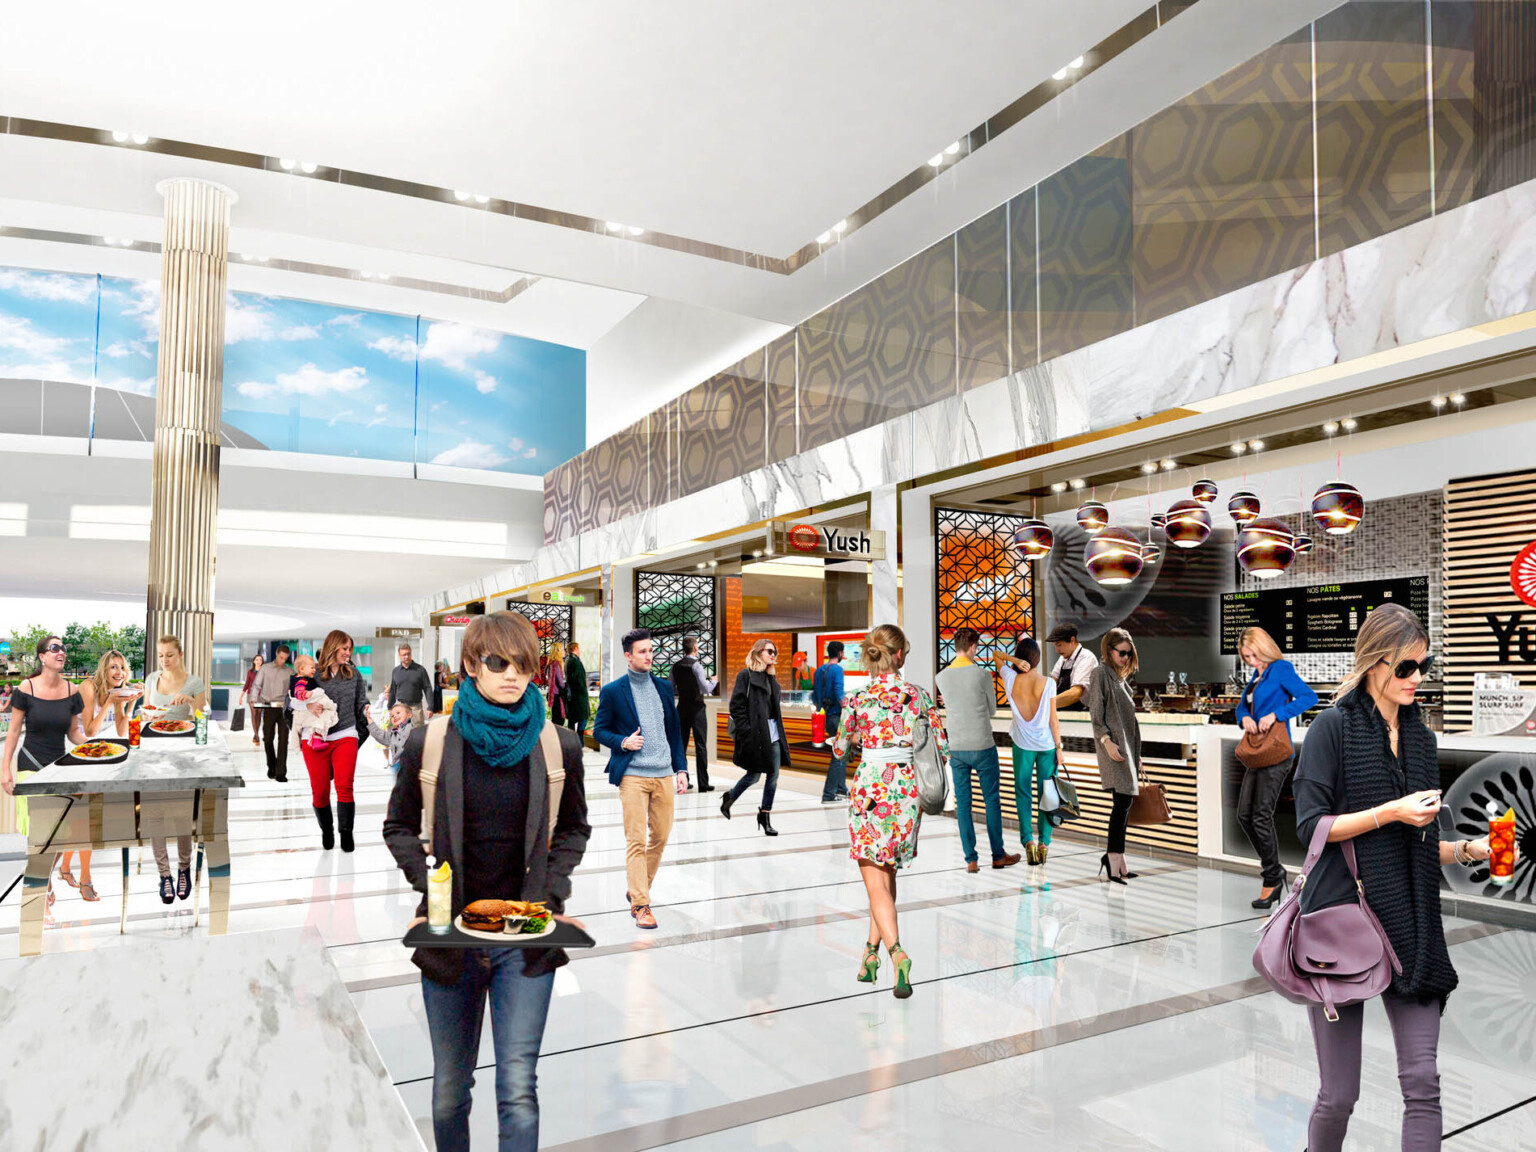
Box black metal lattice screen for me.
[504,603,573,654]
[635,570,717,679]
[935,507,1035,700]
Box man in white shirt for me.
[1047,623,1098,712]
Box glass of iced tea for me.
[1488,806,1516,887]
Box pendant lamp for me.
[1227,491,1261,526]
[1084,527,1144,586]
[1237,517,1296,579]
[1075,500,1109,535]
[1192,478,1219,503]
[1141,541,1162,565]
[1010,519,1055,561]
[1311,481,1364,536]
[1150,511,1167,531]
[1293,532,1314,555]
[1164,499,1212,548]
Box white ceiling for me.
[0,0,1340,435]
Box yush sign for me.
[769,522,885,561]
[1512,542,1536,609]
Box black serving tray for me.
[402,919,595,951]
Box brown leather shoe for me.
[992,853,1022,869]
[632,904,658,929]
[966,860,979,874]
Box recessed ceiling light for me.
[1430,394,1448,409]
[473,194,489,204]
[299,160,317,174]
[454,190,470,201]
[817,232,832,244]
[1141,462,1158,474]
[1052,68,1068,80]
[131,133,149,145]
[1069,478,1086,490]
[945,141,960,155]
[103,236,117,246]
[1341,417,1358,432]
[111,131,129,142]
[1050,481,1068,493]
[359,271,373,279]
[1160,458,1177,471]
[606,221,623,232]
[1450,391,1466,405]
[279,158,296,170]
[1069,55,1085,69]
[1248,439,1265,451]
[1323,421,1339,435]
[1231,442,1246,454]
[752,549,763,558]
[928,154,945,167]
[241,252,254,261]
[628,226,644,236]
[696,562,707,569]
[833,219,848,234]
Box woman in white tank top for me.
[998,637,1063,865]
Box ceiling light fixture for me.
[131,133,149,145]
[473,194,489,204]
[1070,55,1085,69]
[1052,67,1068,80]
[833,219,848,234]
[1160,458,1177,471]
[606,221,623,232]
[817,232,832,244]
[1141,462,1158,474]
[1341,417,1358,432]
[1450,391,1466,405]
[1431,394,1448,409]
[1231,442,1246,454]
[279,158,296,170]
[928,153,945,167]
[299,160,317,174]
[454,190,470,201]
[628,226,644,236]
[1248,439,1265,451]
[1323,421,1340,436]
[1069,478,1086,491]
[112,130,129,142]
[945,141,961,155]
[1050,481,1068,494]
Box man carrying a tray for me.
[384,610,591,1152]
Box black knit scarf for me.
[1338,688,1458,1004]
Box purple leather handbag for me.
[1251,815,1402,1021]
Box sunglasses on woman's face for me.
[43,644,65,654]
[763,648,777,656]
[1113,647,1132,659]
[1383,655,1434,680]
[479,653,525,675]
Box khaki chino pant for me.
[618,775,675,907]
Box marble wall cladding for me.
[1131,32,1316,325]
[1008,189,1040,370]
[764,329,798,464]
[1316,1,1431,256]
[1038,136,1135,361]
[674,351,767,499]
[797,238,957,454]
[956,206,1011,391]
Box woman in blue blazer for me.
[1235,626,1318,909]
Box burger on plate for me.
[461,899,513,932]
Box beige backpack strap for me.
[540,720,566,846]
[419,716,451,854]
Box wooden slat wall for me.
[982,747,1199,855]
[1442,469,1536,731]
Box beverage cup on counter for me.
[428,860,452,934]
[1489,805,1516,886]
[128,715,141,747]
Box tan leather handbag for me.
[1235,724,1293,770]
[1127,771,1173,826]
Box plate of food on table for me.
[454,900,555,941]
[62,740,130,765]
[143,717,196,737]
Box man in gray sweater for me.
[935,628,1020,874]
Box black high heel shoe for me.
[720,792,735,819]
[1098,854,1127,885]
[1252,883,1284,910]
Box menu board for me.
[1221,577,1430,654]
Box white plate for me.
[452,914,557,942]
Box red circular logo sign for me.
[1512,542,1536,608]
[787,524,821,553]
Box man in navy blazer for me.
[594,628,686,929]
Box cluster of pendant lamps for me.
[1013,471,1365,585]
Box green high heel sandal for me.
[857,941,880,983]
[888,943,913,999]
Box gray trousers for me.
[152,836,193,876]
[1308,991,1442,1151]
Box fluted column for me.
[146,179,236,682]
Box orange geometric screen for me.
[936,507,1035,702]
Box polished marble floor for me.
[4,738,1535,1150]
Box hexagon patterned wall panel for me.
[674,351,767,500]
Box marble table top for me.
[13,720,244,795]
[0,927,424,1151]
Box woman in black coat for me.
[721,638,791,836]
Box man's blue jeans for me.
[950,746,1007,863]
[820,707,848,800]
[422,948,556,1152]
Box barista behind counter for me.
[1046,624,1098,711]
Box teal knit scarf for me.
[453,678,545,767]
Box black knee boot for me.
[315,804,334,850]
[337,801,355,853]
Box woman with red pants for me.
[296,630,371,852]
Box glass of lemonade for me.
[428,861,453,933]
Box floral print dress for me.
[832,674,949,869]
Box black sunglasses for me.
[43,643,65,654]
[763,648,778,655]
[1382,654,1434,680]
[479,654,526,674]
[1113,647,1133,658]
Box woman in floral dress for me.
[832,623,948,999]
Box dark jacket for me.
[728,669,794,772]
[311,671,371,748]
[383,719,590,985]
[564,655,589,719]
[593,673,686,786]
[672,656,704,717]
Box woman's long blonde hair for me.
[1335,603,1428,699]
[90,650,128,704]
[1239,626,1283,666]
[317,630,356,679]
[861,624,909,675]
[549,641,566,664]
[746,638,777,672]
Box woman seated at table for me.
[57,650,142,903]
[142,635,208,905]
[0,635,87,923]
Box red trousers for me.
[301,736,358,807]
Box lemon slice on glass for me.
[430,860,451,883]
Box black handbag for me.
[229,707,246,732]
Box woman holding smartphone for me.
[1293,603,1512,1152]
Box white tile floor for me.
[5,737,1535,1151]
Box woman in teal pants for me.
[1000,638,1064,865]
